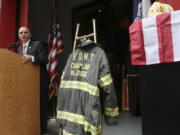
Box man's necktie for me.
[23,45,27,55]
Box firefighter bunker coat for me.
[57,40,119,135]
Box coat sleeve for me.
[98,50,119,125]
[32,41,48,65]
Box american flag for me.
[47,0,63,99]
[129,10,180,65]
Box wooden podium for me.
[0,49,40,135]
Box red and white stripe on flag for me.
[129,10,180,65]
[47,23,64,99]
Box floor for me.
[103,112,142,135]
[46,112,142,135]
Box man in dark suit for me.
[9,27,49,135]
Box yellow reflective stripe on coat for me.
[98,74,113,87]
[60,80,99,96]
[62,129,74,135]
[104,107,119,117]
[84,122,101,135]
[57,110,101,135]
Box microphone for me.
[6,42,19,49]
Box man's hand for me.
[23,55,32,63]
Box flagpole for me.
[47,0,64,120]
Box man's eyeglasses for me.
[18,31,29,34]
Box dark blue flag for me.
[133,0,142,21]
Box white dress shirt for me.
[23,39,30,55]
[23,39,35,62]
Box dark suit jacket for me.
[17,40,48,65]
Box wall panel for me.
[0,0,17,48]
